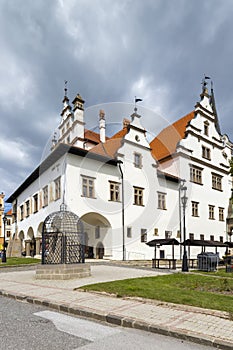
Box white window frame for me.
[82,176,95,198]
[109,181,120,202]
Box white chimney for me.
[99,109,106,143]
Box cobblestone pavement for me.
[0,264,232,349]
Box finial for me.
[134,96,143,112]
[64,80,68,97]
[201,75,210,90]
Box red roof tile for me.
[150,111,195,161]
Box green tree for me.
[230,158,233,176]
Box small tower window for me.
[204,121,209,136]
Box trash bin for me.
[197,252,219,272]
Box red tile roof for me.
[150,111,195,161]
[84,129,109,144]
[6,209,12,215]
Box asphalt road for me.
[0,296,215,350]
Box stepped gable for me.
[89,126,128,159]
[150,111,195,161]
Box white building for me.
[7,81,232,261]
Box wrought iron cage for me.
[42,208,85,264]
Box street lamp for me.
[181,186,189,272]
[2,215,7,263]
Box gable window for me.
[202,146,211,160]
[26,200,30,217]
[43,186,48,207]
[190,165,203,184]
[158,192,166,210]
[165,231,172,239]
[192,201,199,217]
[134,187,144,206]
[219,207,224,221]
[127,227,132,238]
[200,234,204,241]
[209,205,215,220]
[204,121,209,136]
[141,228,147,242]
[82,176,95,198]
[210,235,214,241]
[189,233,194,240]
[134,153,142,168]
[33,194,38,213]
[212,173,222,191]
[109,181,120,202]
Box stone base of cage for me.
[35,263,91,280]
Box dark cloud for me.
[1,0,233,199]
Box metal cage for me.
[42,207,85,264]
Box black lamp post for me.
[2,215,7,263]
[181,186,188,272]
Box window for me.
[141,229,147,242]
[190,165,202,184]
[192,201,199,217]
[212,174,222,191]
[6,231,11,238]
[202,146,211,160]
[82,176,95,198]
[109,182,120,202]
[20,205,24,220]
[209,205,215,220]
[43,186,48,207]
[134,187,144,206]
[154,228,159,236]
[7,219,11,225]
[204,121,209,136]
[95,226,100,239]
[189,233,194,240]
[220,236,223,243]
[33,194,38,213]
[134,153,142,168]
[54,177,61,200]
[200,234,204,241]
[158,192,166,210]
[127,227,132,238]
[210,235,214,241]
[165,231,172,239]
[219,207,224,221]
[176,230,181,238]
[26,200,30,217]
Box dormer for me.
[124,107,150,149]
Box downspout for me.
[117,160,125,261]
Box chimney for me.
[123,118,130,128]
[99,109,106,143]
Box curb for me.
[0,289,232,350]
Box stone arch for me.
[18,230,25,254]
[26,227,36,257]
[37,222,43,238]
[80,212,112,259]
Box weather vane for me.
[201,75,211,89]
[64,80,68,96]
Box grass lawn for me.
[80,273,233,314]
[0,257,41,266]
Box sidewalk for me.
[0,263,232,349]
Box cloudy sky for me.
[1,0,233,206]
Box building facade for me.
[7,82,233,260]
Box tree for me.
[230,158,233,176]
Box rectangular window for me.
[6,231,11,238]
[202,146,211,160]
[190,166,202,184]
[127,227,132,238]
[95,226,100,239]
[20,205,24,221]
[212,174,222,191]
[43,186,48,207]
[158,192,166,210]
[7,219,11,225]
[154,228,159,236]
[134,153,142,168]
[165,231,172,239]
[210,235,214,241]
[200,234,204,241]
[220,236,223,243]
[33,194,38,213]
[204,122,209,136]
[176,230,181,238]
[219,207,224,221]
[192,201,199,217]
[82,176,95,198]
[54,177,61,200]
[189,233,194,240]
[134,187,144,206]
[109,181,120,202]
[26,200,30,217]
[141,228,147,242]
[209,205,215,220]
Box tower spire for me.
[210,81,221,134]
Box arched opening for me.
[26,227,36,257]
[80,212,112,259]
[18,231,25,255]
